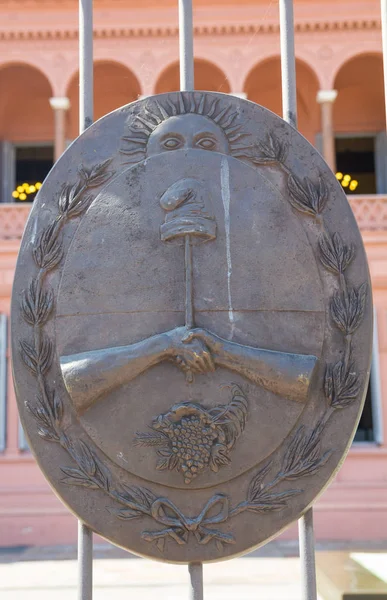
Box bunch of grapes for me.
[167,415,218,484]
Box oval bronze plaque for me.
[11,92,372,562]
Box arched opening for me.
[0,63,54,203]
[243,57,320,144]
[66,61,142,140]
[333,54,385,195]
[155,59,230,94]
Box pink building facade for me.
[1,0,387,547]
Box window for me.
[354,308,383,444]
[11,145,53,203]
[335,136,376,195]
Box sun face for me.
[120,92,252,165]
[147,114,229,157]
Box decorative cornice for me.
[0,19,381,42]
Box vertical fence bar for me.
[179,0,194,91]
[189,562,204,600]
[279,1,318,598]
[78,0,94,598]
[381,0,387,129]
[78,521,93,600]
[279,0,298,128]
[79,0,94,132]
[298,509,318,600]
[178,0,202,592]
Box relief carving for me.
[243,132,368,417]
[135,384,248,484]
[60,104,318,414]
[17,93,370,557]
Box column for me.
[49,97,71,162]
[316,89,338,172]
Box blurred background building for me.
[0,0,387,547]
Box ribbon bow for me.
[141,494,235,551]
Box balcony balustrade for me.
[0,195,386,241]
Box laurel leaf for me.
[66,195,93,218]
[53,393,63,425]
[19,340,38,374]
[156,456,170,471]
[38,334,53,375]
[319,232,355,274]
[33,222,63,271]
[107,507,142,520]
[247,462,272,502]
[134,431,168,447]
[252,489,302,509]
[78,440,97,477]
[288,174,317,216]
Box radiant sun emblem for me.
[120,92,252,164]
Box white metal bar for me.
[371,306,384,445]
[179,0,194,91]
[178,1,203,591]
[279,0,298,128]
[78,521,93,600]
[0,315,6,452]
[189,562,204,600]
[79,0,94,132]
[78,1,94,597]
[381,0,387,129]
[279,1,318,597]
[298,509,318,600]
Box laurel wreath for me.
[249,134,367,419]
[20,125,368,553]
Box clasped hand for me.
[166,327,217,379]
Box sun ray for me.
[120,92,252,166]
[121,136,148,145]
[213,105,230,124]
[207,99,219,118]
[228,133,248,143]
[166,97,177,116]
[224,124,242,135]
[156,100,169,120]
[221,112,238,130]
[144,107,161,125]
[231,151,252,158]
[119,148,147,156]
[178,92,186,114]
[198,95,205,115]
[136,115,158,132]
[189,95,196,113]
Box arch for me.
[333,53,385,133]
[331,48,384,89]
[155,59,231,94]
[0,62,53,142]
[66,61,142,139]
[243,56,320,143]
